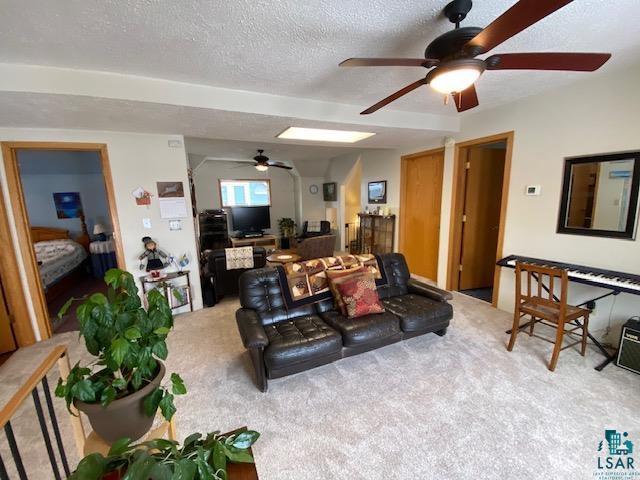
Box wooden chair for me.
[507,262,590,371]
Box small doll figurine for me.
[139,236,168,273]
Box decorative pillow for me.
[326,266,365,315]
[334,272,385,319]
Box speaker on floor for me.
[616,318,640,375]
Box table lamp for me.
[93,223,107,241]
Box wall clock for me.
[309,184,319,194]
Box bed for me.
[32,227,90,303]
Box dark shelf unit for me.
[357,213,396,255]
[199,209,229,254]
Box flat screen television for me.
[230,206,270,235]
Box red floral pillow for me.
[334,272,385,318]
[326,266,365,315]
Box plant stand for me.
[140,271,193,312]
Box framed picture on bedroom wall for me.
[53,192,83,218]
[368,181,387,204]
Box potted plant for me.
[70,429,260,480]
[278,217,296,249]
[55,269,187,442]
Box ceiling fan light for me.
[430,67,481,94]
[255,164,269,171]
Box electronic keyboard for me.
[497,254,640,296]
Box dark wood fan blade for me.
[466,0,574,55]
[452,84,479,112]
[340,58,438,67]
[361,78,427,115]
[486,52,611,71]
[268,163,293,170]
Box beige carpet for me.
[0,293,637,479]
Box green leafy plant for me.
[70,429,260,480]
[278,217,296,238]
[55,269,186,421]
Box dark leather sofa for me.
[206,247,267,303]
[236,253,453,391]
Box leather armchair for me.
[207,247,267,302]
[235,252,453,391]
[296,234,336,260]
[298,220,331,240]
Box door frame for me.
[446,132,514,306]
[0,141,125,342]
[399,147,445,279]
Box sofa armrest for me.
[236,308,269,349]
[407,278,453,302]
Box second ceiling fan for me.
[340,0,611,113]
[233,150,293,171]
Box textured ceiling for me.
[0,92,447,148]
[1,0,639,114]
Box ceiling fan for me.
[340,0,611,114]
[233,150,293,171]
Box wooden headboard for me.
[31,226,71,243]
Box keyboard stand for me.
[504,272,619,371]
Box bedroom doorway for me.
[1,142,124,339]
[447,132,513,306]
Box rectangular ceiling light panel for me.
[277,127,375,143]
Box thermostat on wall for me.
[169,220,182,231]
[525,185,541,196]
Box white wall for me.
[451,64,640,344]
[324,152,359,248]
[192,160,296,236]
[326,148,405,251]
[299,177,325,226]
[320,64,640,345]
[0,129,203,339]
[21,172,111,236]
[344,160,361,227]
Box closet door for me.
[400,150,444,281]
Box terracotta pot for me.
[76,362,165,443]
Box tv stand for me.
[230,234,277,252]
[240,231,264,239]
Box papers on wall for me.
[157,181,187,219]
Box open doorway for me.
[1,142,124,340]
[447,133,513,305]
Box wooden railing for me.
[0,345,73,480]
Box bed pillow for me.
[334,271,385,319]
[326,266,364,315]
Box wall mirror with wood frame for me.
[557,152,640,239]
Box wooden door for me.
[400,150,444,280]
[0,278,16,354]
[459,147,505,290]
[567,163,599,228]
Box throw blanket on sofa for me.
[225,247,254,270]
[276,254,387,309]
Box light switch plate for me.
[525,185,541,196]
[169,220,182,231]
[142,218,152,229]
